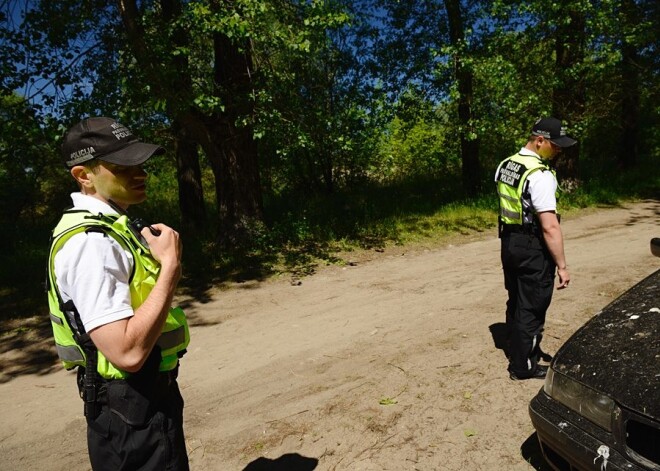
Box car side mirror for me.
[652,238,660,257]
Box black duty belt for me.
[500,224,540,236]
[78,366,179,405]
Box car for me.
[529,238,660,471]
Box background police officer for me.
[495,117,576,380]
[48,117,190,469]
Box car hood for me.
[553,268,660,421]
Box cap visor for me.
[98,142,165,166]
[550,136,577,148]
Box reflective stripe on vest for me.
[47,210,190,379]
[496,153,554,225]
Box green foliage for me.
[0,96,71,319]
[562,156,660,209]
[247,0,370,193]
[0,95,68,232]
[0,97,43,228]
[1,0,659,319]
[373,113,460,182]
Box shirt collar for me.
[70,193,119,216]
[518,147,541,158]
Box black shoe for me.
[509,365,548,381]
[539,351,553,362]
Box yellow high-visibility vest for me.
[496,153,556,226]
[47,210,189,379]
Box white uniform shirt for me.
[54,193,135,332]
[495,147,557,223]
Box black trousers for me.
[501,232,555,377]
[85,370,189,471]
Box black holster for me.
[77,342,102,420]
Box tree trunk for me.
[172,120,205,232]
[443,0,481,196]
[552,6,586,183]
[117,0,263,244]
[162,0,206,230]
[618,0,641,169]
[119,0,207,228]
[212,31,264,245]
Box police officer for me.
[495,117,576,380]
[47,117,190,469]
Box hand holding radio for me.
[141,223,182,279]
[132,218,162,236]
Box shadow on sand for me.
[521,433,555,470]
[243,453,318,471]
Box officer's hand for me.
[141,224,182,275]
[557,267,570,289]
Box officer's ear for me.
[533,135,547,149]
[70,165,95,191]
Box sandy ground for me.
[1,199,659,471]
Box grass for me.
[171,176,501,291]
[1,159,658,322]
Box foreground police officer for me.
[495,117,576,381]
[47,117,190,469]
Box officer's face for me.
[87,161,148,209]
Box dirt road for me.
[1,199,658,471]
